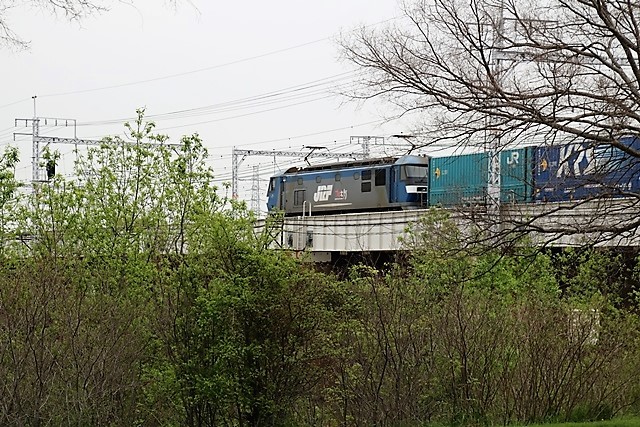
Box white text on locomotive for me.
[313,185,333,202]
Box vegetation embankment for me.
[515,419,640,427]
[0,114,639,425]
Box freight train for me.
[266,138,640,216]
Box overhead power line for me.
[33,15,401,99]
[38,39,333,98]
[73,71,359,127]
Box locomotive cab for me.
[391,156,430,207]
[266,174,285,212]
[401,164,429,190]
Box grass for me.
[514,418,640,427]
[423,418,640,427]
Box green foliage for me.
[0,118,639,426]
[404,209,559,300]
[161,214,348,425]
[0,110,237,425]
[0,146,20,258]
[0,146,18,207]
[515,418,640,427]
[331,211,640,426]
[556,249,628,303]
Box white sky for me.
[0,0,422,212]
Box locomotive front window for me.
[268,178,275,193]
[402,165,428,182]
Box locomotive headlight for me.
[406,185,428,193]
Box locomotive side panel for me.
[280,166,393,215]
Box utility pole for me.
[32,96,40,183]
[14,117,95,184]
[486,3,558,233]
[14,113,182,186]
[349,136,375,158]
[250,165,261,216]
[487,0,505,233]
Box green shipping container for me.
[430,152,488,206]
[429,148,533,207]
[501,147,534,203]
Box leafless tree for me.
[341,0,640,245]
[0,0,183,50]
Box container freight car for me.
[502,147,535,203]
[266,155,429,216]
[534,137,640,202]
[266,138,640,216]
[429,152,488,206]
[429,148,535,206]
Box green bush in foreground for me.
[0,116,639,426]
[326,212,640,426]
[516,417,640,427]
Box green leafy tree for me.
[156,203,348,426]
[332,211,640,425]
[0,146,19,256]
[0,111,216,425]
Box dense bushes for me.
[0,115,638,425]
[331,258,640,425]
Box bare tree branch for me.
[0,0,184,50]
[341,0,640,245]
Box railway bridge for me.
[254,198,640,262]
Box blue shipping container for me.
[534,138,640,202]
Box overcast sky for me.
[1,0,419,210]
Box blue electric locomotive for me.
[266,155,429,216]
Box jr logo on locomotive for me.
[313,185,333,202]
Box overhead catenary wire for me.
[4,16,401,131]
[0,98,30,111]
[3,15,420,198]
[75,71,360,127]
[37,38,339,99]
[155,93,340,132]
[31,14,402,100]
